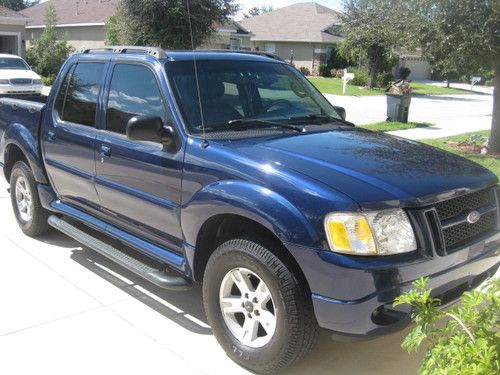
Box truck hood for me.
[0,69,40,80]
[221,129,498,209]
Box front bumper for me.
[287,231,500,338]
[0,84,43,95]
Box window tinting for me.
[106,64,166,135]
[57,63,105,127]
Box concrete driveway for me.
[325,92,493,139]
[0,180,424,375]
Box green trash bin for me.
[385,93,411,123]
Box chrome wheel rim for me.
[15,176,33,222]
[219,267,277,348]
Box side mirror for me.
[333,106,346,121]
[126,115,175,147]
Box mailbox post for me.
[471,76,481,91]
[342,69,355,95]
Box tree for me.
[243,5,273,18]
[341,0,413,87]
[109,0,238,49]
[410,0,500,152]
[26,5,74,80]
[0,0,39,11]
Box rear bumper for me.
[286,231,500,338]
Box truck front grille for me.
[10,78,33,85]
[431,188,499,254]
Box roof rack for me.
[198,49,285,62]
[77,45,167,58]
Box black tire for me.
[203,238,320,375]
[10,160,50,237]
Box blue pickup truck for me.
[0,47,498,374]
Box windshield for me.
[0,57,30,70]
[165,60,342,134]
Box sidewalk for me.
[325,92,493,140]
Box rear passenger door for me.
[43,62,105,210]
[95,63,184,251]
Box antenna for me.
[186,0,208,147]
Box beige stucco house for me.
[0,6,30,57]
[240,3,343,74]
[22,0,117,50]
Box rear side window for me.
[55,62,105,127]
[105,64,166,135]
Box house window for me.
[264,42,276,53]
[229,37,241,51]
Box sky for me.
[236,0,343,19]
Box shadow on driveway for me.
[37,230,424,374]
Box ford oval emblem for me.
[466,210,481,224]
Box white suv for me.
[0,54,43,95]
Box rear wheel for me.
[203,238,319,374]
[10,161,50,236]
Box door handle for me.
[47,131,56,142]
[99,145,111,163]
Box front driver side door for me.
[95,63,184,252]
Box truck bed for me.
[0,96,47,143]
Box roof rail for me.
[77,45,167,58]
[198,49,285,62]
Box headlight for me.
[0,79,9,84]
[324,209,417,256]
[33,79,42,85]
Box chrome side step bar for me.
[48,215,192,290]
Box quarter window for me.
[55,62,105,127]
[106,64,166,135]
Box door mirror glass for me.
[333,106,346,121]
[127,115,163,141]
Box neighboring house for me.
[22,0,117,50]
[240,2,343,74]
[393,49,432,81]
[200,21,251,51]
[0,6,29,57]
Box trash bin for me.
[385,93,411,123]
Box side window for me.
[106,64,166,135]
[56,62,105,127]
[54,65,74,117]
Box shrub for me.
[375,71,394,88]
[399,67,411,80]
[299,66,310,76]
[346,67,368,86]
[394,277,499,375]
[41,74,56,86]
[485,79,494,87]
[26,5,74,78]
[319,63,331,77]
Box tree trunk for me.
[489,63,500,153]
[446,79,450,88]
[368,63,376,89]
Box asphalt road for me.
[0,179,425,374]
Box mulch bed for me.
[445,142,500,158]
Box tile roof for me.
[21,0,118,26]
[240,2,342,43]
[0,5,28,19]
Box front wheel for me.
[10,161,50,237]
[203,238,319,374]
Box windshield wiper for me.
[227,119,305,132]
[288,114,355,127]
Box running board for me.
[48,215,192,290]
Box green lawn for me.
[421,131,499,178]
[308,77,472,96]
[308,77,385,96]
[359,121,431,132]
[409,82,471,95]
